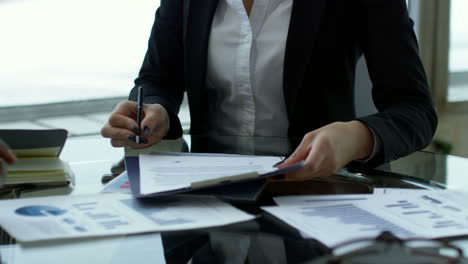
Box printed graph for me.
[15,205,67,217]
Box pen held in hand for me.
[136,85,144,144]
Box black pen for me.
[136,85,143,144]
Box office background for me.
[0,0,467,157]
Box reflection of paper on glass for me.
[0,233,165,264]
[0,193,254,242]
[263,190,468,247]
[372,188,440,196]
[139,152,283,195]
[273,194,372,206]
[101,172,131,194]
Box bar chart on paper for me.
[263,201,416,246]
[300,203,415,237]
[263,190,468,246]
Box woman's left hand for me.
[276,121,374,180]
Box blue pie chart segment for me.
[15,206,68,217]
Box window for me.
[411,0,468,158]
[0,0,160,121]
[448,0,468,102]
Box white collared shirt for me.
[205,0,293,137]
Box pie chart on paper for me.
[15,205,68,217]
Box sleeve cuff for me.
[354,126,380,164]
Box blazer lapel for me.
[184,0,219,114]
[283,0,326,122]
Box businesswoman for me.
[101,0,437,179]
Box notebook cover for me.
[0,129,68,157]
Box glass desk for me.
[2,134,468,263]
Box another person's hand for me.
[101,101,170,148]
[1,139,17,179]
[276,121,374,180]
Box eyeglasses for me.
[313,231,466,264]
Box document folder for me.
[125,153,304,200]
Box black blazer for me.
[129,0,438,167]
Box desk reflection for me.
[189,135,296,157]
[3,134,468,264]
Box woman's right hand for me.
[101,101,170,148]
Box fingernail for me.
[143,126,151,136]
[127,135,136,143]
[130,125,140,134]
[139,138,149,144]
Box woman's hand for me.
[101,101,170,148]
[1,139,16,179]
[277,121,374,180]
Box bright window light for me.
[0,0,160,107]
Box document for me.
[138,152,287,195]
[265,195,395,246]
[101,172,131,194]
[0,193,255,242]
[263,190,468,247]
[106,171,267,202]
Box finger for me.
[108,113,139,130]
[269,153,325,182]
[145,131,165,143]
[277,144,308,168]
[101,124,135,140]
[110,130,164,148]
[304,136,340,177]
[113,101,138,117]
[278,134,314,168]
[141,105,169,137]
[111,136,158,149]
[110,139,127,148]
[0,141,16,164]
[286,149,324,180]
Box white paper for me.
[101,172,131,194]
[264,198,414,247]
[139,152,282,195]
[264,190,468,247]
[0,193,254,242]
